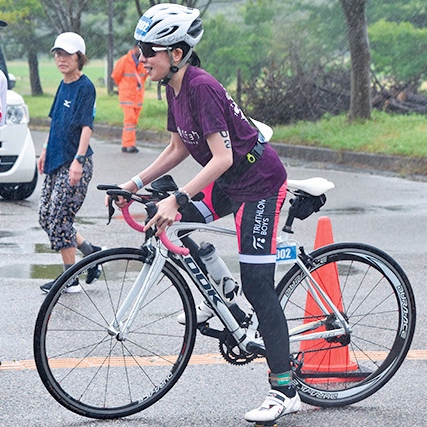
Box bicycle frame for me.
[106,219,353,355]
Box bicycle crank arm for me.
[245,341,266,357]
[197,324,223,339]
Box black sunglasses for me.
[137,42,170,58]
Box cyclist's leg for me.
[236,183,301,422]
[236,184,290,374]
[178,181,237,268]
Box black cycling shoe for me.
[86,245,103,284]
[86,266,101,284]
[40,278,81,294]
[121,146,139,153]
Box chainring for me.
[218,333,258,365]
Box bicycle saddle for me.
[287,177,335,196]
[151,175,178,192]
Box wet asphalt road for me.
[0,131,426,427]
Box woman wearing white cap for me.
[38,32,101,293]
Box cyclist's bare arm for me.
[122,132,190,194]
[144,131,233,233]
[108,132,189,208]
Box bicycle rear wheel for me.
[277,242,416,407]
[34,247,196,419]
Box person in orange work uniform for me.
[111,44,147,153]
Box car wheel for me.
[0,167,38,201]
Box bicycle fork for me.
[107,245,166,341]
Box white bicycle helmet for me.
[134,3,203,47]
[134,3,204,99]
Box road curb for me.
[31,120,427,179]
[271,142,427,178]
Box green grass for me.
[273,112,427,158]
[8,59,427,158]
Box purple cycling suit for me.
[167,65,291,373]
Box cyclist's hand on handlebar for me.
[105,180,137,209]
[104,193,126,209]
[144,195,179,235]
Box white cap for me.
[51,32,86,55]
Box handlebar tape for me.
[121,203,189,256]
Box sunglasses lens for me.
[138,42,156,58]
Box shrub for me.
[242,65,351,125]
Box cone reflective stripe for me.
[298,216,359,383]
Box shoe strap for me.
[262,390,287,408]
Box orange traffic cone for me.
[298,216,359,383]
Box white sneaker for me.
[177,300,215,324]
[244,390,301,423]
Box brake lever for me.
[107,197,115,225]
[98,185,126,225]
[104,188,133,225]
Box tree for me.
[368,0,427,28]
[366,1,427,89]
[369,19,427,84]
[340,0,371,121]
[38,0,91,34]
[0,0,47,95]
[197,1,275,86]
[135,0,214,17]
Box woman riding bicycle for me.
[117,4,300,423]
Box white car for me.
[0,74,37,200]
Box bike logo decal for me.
[396,284,409,339]
[299,383,338,400]
[184,256,222,307]
[140,372,173,402]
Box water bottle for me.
[198,242,245,322]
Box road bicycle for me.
[33,174,416,423]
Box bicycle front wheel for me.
[277,242,416,407]
[34,247,197,419]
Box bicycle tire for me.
[276,242,416,407]
[33,247,197,419]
